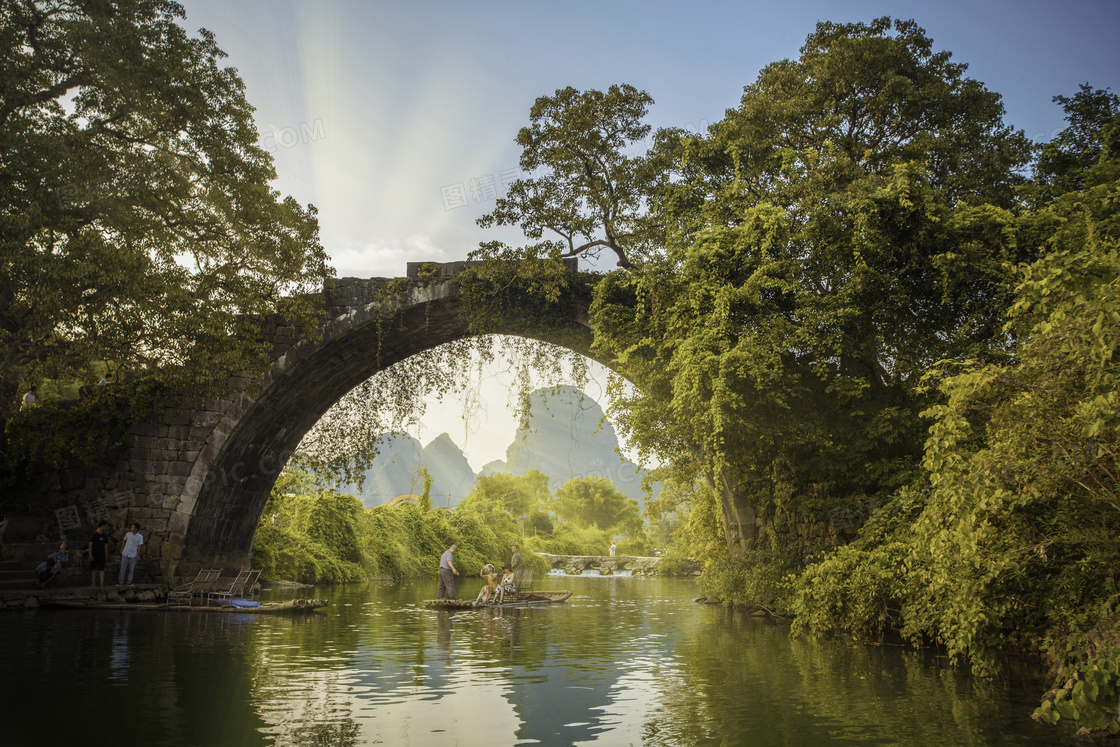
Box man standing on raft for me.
[437,544,459,599]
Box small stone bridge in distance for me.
[18,260,604,582]
[537,553,667,576]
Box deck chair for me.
[208,569,261,604]
[167,568,222,606]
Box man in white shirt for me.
[437,544,459,599]
[117,523,144,585]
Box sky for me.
[177,0,1120,469]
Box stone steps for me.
[0,541,132,590]
[0,583,167,611]
[0,555,93,590]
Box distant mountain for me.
[420,433,477,510]
[362,432,422,504]
[339,387,653,510]
[342,431,476,509]
[502,386,651,509]
[478,459,506,477]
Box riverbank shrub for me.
[253,524,366,584]
[526,523,612,557]
[253,469,561,583]
[788,86,1120,730]
[696,546,800,615]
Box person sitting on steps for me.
[33,555,63,589]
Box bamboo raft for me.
[42,598,328,614]
[423,590,572,609]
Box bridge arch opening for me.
[178,280,634,576]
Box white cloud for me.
[327,235,454,279]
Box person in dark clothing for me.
[33,556,62,589]
[87,521,110,587]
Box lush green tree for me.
[591,18,1031,557]
[791,84,1120,730]
[475,84,663,269]
[527,522,614,557]
[0,0,329,412]
[255,470,368,583]
[552,474,643,538]
[1035,84,1120,197]
[457,470,550,532]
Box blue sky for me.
[181,0,1120,277]
[178,0,1120,467]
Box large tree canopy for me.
[475,84,664,269]
[790,87,1120,712]
[0,0,329,411]
[552,474,643,537]
[1034,83,1120,199]
[588,18,1032,545]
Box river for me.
[0,575,1072,746]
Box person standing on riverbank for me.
[117,523,143,585]
[87,521,110,587]
[437,544,459,599]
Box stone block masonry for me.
[8,262,595,583]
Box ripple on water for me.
[0,578,1074,746]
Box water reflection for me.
[0,578,1076,746]
[109,613,130,683]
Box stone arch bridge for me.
[536,553,665,576]
[25,261,604,581]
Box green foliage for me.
[587,19,1028,562]
[792,540,907,639]
[0,0,329,415]
[1035,84,1120,198]
[256,469,450,583]
[4,377,170,469]
[1034,656,1120,734]
[697,546,799,615]
[458,470,550,527]
[252,525,366,585]
[417,466,433,513]
[461,42,1120,746]
[254,467,570,583]
[474,84,663,269]
[553,474,643,537]
[457,260,596,343]
[652,553,694,577]
[790,487,926,638]
[526,522,613,557]
[788,90,1120,700]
